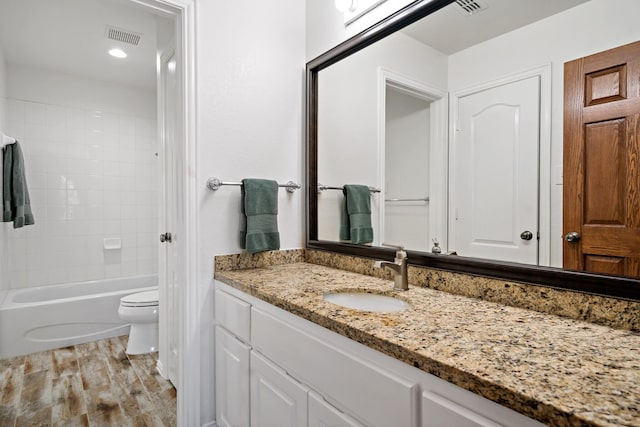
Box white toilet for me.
[118,289,159,355]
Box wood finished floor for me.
[0,335,176,427]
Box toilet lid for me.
[120,290,159,307]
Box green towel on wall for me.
[340,184,373,244]
[241,178,280,253]
[3,142,34,229]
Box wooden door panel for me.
[583,98,640,123]
[626,115,640,228]
[582,225,640,257]
[564,40,640,278]
[584,119,625,225]
[585,256,625,276]
[585,65,627,106]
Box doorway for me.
[378,68,448,251]
[450,66,551,265]
[0,0,195,423]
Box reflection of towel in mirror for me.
[3,142,34,228]
[340,185,373,244]
[240,178,280,253]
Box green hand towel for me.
[3,142,34,229]
[341,184,373,244]
[241,178,280,253]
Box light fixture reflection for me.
[108,48,127,59]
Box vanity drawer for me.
[251,307,419,427]
[421,391,502,427]
[215,289,251,342]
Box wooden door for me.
[454,75,540,264]
[564,41,640,277]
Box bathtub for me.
[0,274,157,359]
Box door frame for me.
[127,0,198,425]
[449,65,551,266]
[377,68,448,248]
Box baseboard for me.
[156,360,168,379]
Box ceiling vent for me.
[105,25,142,46]
[454,0,488,16]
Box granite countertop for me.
[215,262,640,427]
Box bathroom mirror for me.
[307,0,640,300]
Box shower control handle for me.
[160,232,172,243]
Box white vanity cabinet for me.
[250,351,309,427]
[214,286,253,427]
[250,307,418,427]
[215,326,251,427]
[214,282,545,427]
[308,391,364,427]
[421,391,502,427]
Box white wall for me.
[317,31,447,243]
[4,65,157,288]
[0,44,7,293]
[196,1,305,423]
[448,0,640,266]
[7,64,155,117]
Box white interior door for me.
[452,75,540,264]
[159,49,180,387]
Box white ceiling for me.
[402,0,590,54]
[0,0,173,90]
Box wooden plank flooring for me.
[0,336,176,427]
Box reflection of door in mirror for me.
[384,87,431,251]
[564,41,640,278]
[451,74,541,265]
[380,73,447,253]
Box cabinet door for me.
[308,391,364,427]
[422,391,502,427]
[216,326,251,427]
[251,351,309,427]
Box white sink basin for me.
[323,292,410,313]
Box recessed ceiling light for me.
[108,48,127,58]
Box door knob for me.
[160,232,172,243]
[520,231,533,241]
[564,231,581,243]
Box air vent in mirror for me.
[455,0,488,15]
[105,25,142,46]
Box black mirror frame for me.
[305,0,640,301]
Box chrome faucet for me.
[374,244,408,291]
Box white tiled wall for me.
[5,99,158,288]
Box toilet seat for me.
[120,290,159,307]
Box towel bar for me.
[1,132,16,147]
[207,177,301,193]
[317,183,381,193]
[385,197,429,202]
